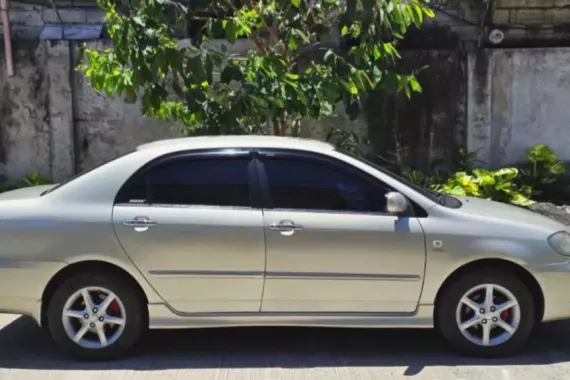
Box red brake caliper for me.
[501,309,510,320]
[108,300,120,314]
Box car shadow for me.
[0,316,570,373]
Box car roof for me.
[136,135,335,154]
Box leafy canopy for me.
[79,0,434,136]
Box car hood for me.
[453,196,566,232]
[0,184,58,201]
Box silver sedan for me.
[0,135,569,360]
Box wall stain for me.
[367,49,466,172]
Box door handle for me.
[269,220,303,236]
[123,216,157,232]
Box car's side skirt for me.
[147,303,435,329]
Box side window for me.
[116,157,252,207]
[262,157,391,213]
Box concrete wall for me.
[0,40,183,180]
[368,49,467,172]
[0,40,51,180]
[72,42,182,173]
[3,40,570,181]
[467,48,570,167]
[0,40,367,181]
[493,0,570,26]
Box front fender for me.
[419,236,548,306]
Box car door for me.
[113,149,266,313]
[257,149,427,313]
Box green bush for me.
[0,172,51,194]
[432,168,534,207]
[517,143,566,201]
[400,148,535,207]
[18,172,50,187]
[522,143,565,184]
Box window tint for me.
[263,158,390,213]
[117,158,252,207]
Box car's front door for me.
[113,150,265,313]
[257,150,427,313]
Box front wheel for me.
[436,268,535,357]
[46,272,146,360]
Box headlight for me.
[548,231,570,256]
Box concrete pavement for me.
[0,313,570,379]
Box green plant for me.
[0,172,51,194]
[18,172,50,187]
[518,143,565,190]
[78,0,434,136]
[434,168,534,207]
[401,167,445,189]
[326,128,370,156]
[458,146,477,172]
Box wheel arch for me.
[433,258,545,324]
[40,260,153,328]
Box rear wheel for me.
[46,272,146,360]
[436,268,535,357]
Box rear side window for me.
[262,157,391,213]
[116,157,252,207]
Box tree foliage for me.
[78,0,434,136]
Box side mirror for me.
[386,192,409,214]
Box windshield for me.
[337,149,461,208]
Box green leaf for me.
[284,79,299,88]
[288,38,298,51]
[291,29,310,43]
[423,6,436,18]
[292,0,301,8]
[409,76,422,92]
[103,74,119,95]
[340,79,358,95]
[268,96,285,108]
[372,45,381,59]
[226,20,238,44]
[249,95,268,107]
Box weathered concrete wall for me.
[3,40,570,181]
[368,49,467,172]
[0,40,181,180]
[493,0,570,26]
[0,40,367,180]
[73,42,182,173]
[0,40,50,180]
[468,48,570,167]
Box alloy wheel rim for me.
[455,283,521,347]
[61,286,127,349]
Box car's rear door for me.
[257,149,427,313]
[112,149,266,313]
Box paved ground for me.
[1,314,570,379]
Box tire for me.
[436,268,535,358]
[46,272,146,360]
